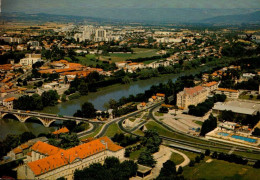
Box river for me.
[0,66,210,140]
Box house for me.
[156,93,165,100]
[3,97,16,110]
[52,127,70,135]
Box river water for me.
[0,66,209,140]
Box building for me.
[215,88,239,99]
[52,127,70,135]
[212,101,260,116]
[20,54,42,67]
[3,97,16,110]
[202,81,219,93]
[17,137,124,180]
[177,86,208,109]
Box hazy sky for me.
[2,0,260,13]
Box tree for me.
[177,166,183,175]
[252,128,260,136]
[60,133,79,149]
[20,132,36,143]
[141,130,162,153]
[205,149,211,156]
[78,82,88,95]
[157,160,176,179]
[159,107,169,113]
[253,160,260,168]
[200,114,217,136]
[189,160,195,167]
[108,99,118,109]
[138,151,156,167]
[104,157,120,169]
[195,156,201,163]
[81,102,96,118]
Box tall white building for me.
[20,54,42,66]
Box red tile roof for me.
[203,81,218,87]
[31,141,64,156]
[184,86,204,95]
[52,127,69,135]
[27,137,123,176]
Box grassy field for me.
[183,159,260,180]
[239,94,260,101]
[145,121,209,144]
[79,125,103,139]
[100,48,158,62]
[129,147,145,160]
[65,55,102,66]
[193,120,203,126]
[154,112,164,117]
[104,123,122,137]
[133,129,144,136]
[170,152,185,165]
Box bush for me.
[205,149,210,156]
[195,156,201,163]
[189,160,195,167]
[253,160,260,168]
[200,153,205,160]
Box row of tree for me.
[111,133,140,147]
[14,90,59,110]
[137,130,162,167]
[74,157,137,180]
[200,114,217,136]
[188,94,226,117]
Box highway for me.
[116,105,260,162]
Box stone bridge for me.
[0,109,104,127]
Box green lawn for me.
[154,112,164,117]
[193,120,203,126]
[239,95,260,101]
[129,118,136,122]
[79,125,103,139]
[104,123,122,137]
[129,147,145,160]
[65,55,102,66]
[170,152,185,165]
[133,129,144,136]
[100,48,158,62]
[145,121,209,144]
[183,159,260,180]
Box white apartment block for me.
[20,54,42,66]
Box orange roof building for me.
[52,127,69,135]
[177,85,208,109]
[216,88,239,99]
[18,137,125,180]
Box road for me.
[95,101,163,138]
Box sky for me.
[2,0,260,13]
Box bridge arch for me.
[1,113,23,122]
[23,116,55,127]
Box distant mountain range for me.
[1,8,260,25]
[202,11,260,24]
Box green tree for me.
[138,151,156,167]
[20,132,36,143]
[157,160,176,179]
[81,102,96,118]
